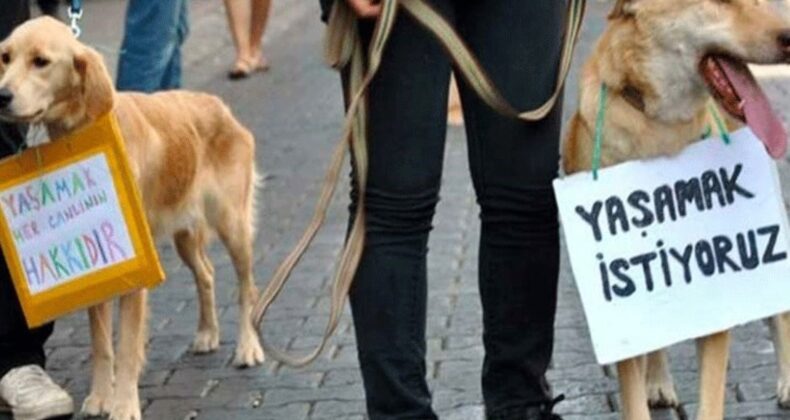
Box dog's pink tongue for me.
[716,58,787,158]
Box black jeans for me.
[0,0,54,380]
[342,1,564,419]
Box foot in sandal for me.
[228,54,269,80]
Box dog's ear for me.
[609,0,638,19]
[73,46,114,120]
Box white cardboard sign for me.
[553,128,790,364]
[0,153,136,294]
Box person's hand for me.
[345,0,381,18]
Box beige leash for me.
[252,0,586,367]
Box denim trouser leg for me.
[454,1,564,418]
[348,4,454,419]
[116,0,189,92]
[160,0,189,89]
[345,0,564,419]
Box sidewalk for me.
[7,1,790,419]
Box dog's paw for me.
[81,391,111,417]
[647,380,679,408]
[107,396,142,420]
[192,328,220,353]
[233,336,265,368]
[777,377,790,408]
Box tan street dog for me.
[562,0,790,418]
[0,17,263,420]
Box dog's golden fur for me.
[562,0,790,418]
[0,17,263,420]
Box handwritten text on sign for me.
[0,154,136,294]
[553,128,790,364]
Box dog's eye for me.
[32,56,50,68]
[0,53,9,65]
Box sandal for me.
[248,53,270,73]
[227,59,253,80]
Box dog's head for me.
[611,0,790,156]
[610,0,790,65]
[0,17,114,130]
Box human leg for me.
[347,2,454,418]
[116,0,188,92]
[248,0,272,70]
[455,0,565,417]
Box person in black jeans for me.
[0,3,75,419]
[321,0,565,419]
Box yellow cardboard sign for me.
[0,113,164,327]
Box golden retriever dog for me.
[0,17,263,420]
[562,0,790,418]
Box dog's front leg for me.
[696,331,730,420]
[617,356,651,420]
[645,350,678,408]
[770,313,790,408]
[82,301,114,416]
[109,289,148,420]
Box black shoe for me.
[525,394,565,420]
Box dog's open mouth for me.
[699,55,787,157]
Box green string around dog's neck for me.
[707,103,730,144]
[591,84,733,180]
[591,84,607,180]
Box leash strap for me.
[592,84,607,180]
[252,0,586,367]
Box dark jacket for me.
[320,0,333,22]
[0,0,29,157]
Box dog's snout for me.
[779,31,790,49]
[0,88,12,109]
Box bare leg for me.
[696,331,730,420]
[108,290,148,420]
[248,0,272,70]
[617,356,651,420]
[82,302,114,416]
[223,0,253,70]
[771,313,790,408]
[175,229,220,353]
[646,350,679,408]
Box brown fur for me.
[561,0,790,418]
[0,17,263,420]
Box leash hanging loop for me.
[68,0,83,38]
[252,0,587,368]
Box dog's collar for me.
[620,84,646,113]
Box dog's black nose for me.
[779,31,790,49]
[0,88,12,109]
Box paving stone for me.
[310,400,367,419]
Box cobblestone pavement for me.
[4,1,790,419]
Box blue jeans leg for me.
[161,0,189,89]
[116,0,189,92]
